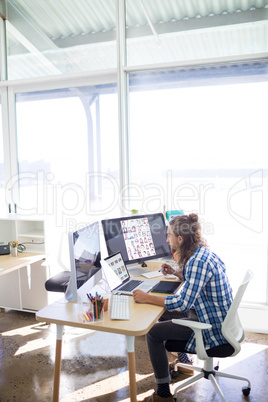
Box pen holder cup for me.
[79,301,104,323]
[102,295,109,312]
[11,247,18,257]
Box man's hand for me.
[133,289,149,304]
[133,289,166,307]
[161,263,183,279]
[160,263,174,276]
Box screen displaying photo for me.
[121,217,156,261]
[102,213,170,265]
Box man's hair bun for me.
[188,213,198,223]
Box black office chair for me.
[165,270,253,402]
[45,267,102,293]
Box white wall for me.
[239,303,268,334]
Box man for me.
[133,213,233,402]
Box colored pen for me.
[158,267,165,272]
[79,313,86,323]
[100,303,105,315]
[83,312,90,322]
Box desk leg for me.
[53,325,64,402]
[126,335,137,402]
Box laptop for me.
[101,251,159,295]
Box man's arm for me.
[133,289,166,306]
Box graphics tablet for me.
[150,280,181,294]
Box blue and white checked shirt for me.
[165,246,233,353]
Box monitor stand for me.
[65,276,78,302]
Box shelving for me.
[0,216,45,253]
[0,219,16,243]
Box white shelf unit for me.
[0,216,45,253]
[16,220,45,253]
[0,218,16,244]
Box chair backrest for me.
[222,270,254,356]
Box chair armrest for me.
[172,318,212,360]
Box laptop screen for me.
[101,252,130,292]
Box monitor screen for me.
[65,221,101,301]
[101,213,170,266]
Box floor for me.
[0,308,268,402]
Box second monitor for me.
[65,221,102,302]
[101,213,170,267]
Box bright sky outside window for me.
[128,76,268,303]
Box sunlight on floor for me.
[2,322,98,356]
[2,317,267,402]
[60,371,153,401]
[1,323,41,337]
[206,341,268,371]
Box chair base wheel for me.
[242,386,251,397]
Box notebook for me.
[101,251,159,295]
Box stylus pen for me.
[158,267,165,272]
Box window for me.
[126,0,268,67]
[15,85,119,226]
[128,61,268,303]
[0,97,5,212]
[1,0,268,311]
[6,0,117,79]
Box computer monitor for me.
[65,221,101,302]
[101,213,170,267]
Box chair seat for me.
[165,339,235,358]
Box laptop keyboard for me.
[119,279,142,292]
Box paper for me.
[142,271,177,279]
[141,271,163,279]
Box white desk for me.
[36,289,164,401]
[36,261,180,401]
[0,252,48,311]
[0,252,46,276]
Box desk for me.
[36,283,165,402]
[0,252,48,311]
[130,260,178,283]
[0,252,45,276]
